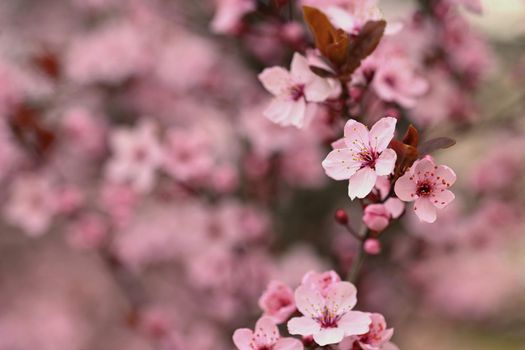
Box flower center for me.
[289,84,305,101]
[416,181,433,197]
[316,309,341,329]
[358,150,378,168]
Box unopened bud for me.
[364,238,382,255]
[335,209,348,225]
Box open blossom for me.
[105,120,162,193]
[4,174,59,236]
[354,313,395,350]
[258,53,335,128]
[322,118,397,200]
[233,316,303,350]
[372,56,429,108]
[259,281,296,324]
[161,127,214,182]
[210,0,254,34]
[288,281,371,346]
[394,157,456,223]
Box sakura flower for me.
[288,281,371,346]
[4,174,59,236]
[258,53,335,128]
[354,313,394,350]
[105,120,163,193]
[372,56,429,108]
[210,0,255,34]
[259,281,296,324]
[394,157,456,223]
[322,117,397,199]
[161,127,214,182]
[233,316,303,350]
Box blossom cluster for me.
[234,270,397,350]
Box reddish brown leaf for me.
[341,19,386,76]
[402,124,419,148]
[302,6,350,67]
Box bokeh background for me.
[0,0,525,349]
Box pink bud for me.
[364,238,382,255]
[363,204,390,232]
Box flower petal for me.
[287,316,321,336]
[274,337,304,350]
[394,173,417,202]
[233,329,253,350]
[259,67,291,96]
[325,282,358,315]
[264,98,293,125]
[414,197,437,223]
[431,189,455,209]
[313,328,345,346]
[254,317,280,347]
[338,311,372,336]
[369,117,396,152]
[348,167,377,200]
[343,120,370,151]
[375,148,397,176]
[322,148,361,181]
[435,165,456,188]
[290,52,313,82]
[294,285,324,317]
[384,197,405,218]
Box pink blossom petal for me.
[414,197,437,223]
[287,98,307,128]
[394,173,417,202]
[258,67,291,96]
[325,282,357,314]
[304,76,334,102]
[313,328,345,346]
[382,342,400,350]
[343,120,370,150]
[322,148,361,180]
[414,158,435,181]
[384,197,405,218]
[264,98,293,125]
[331,137,347,149]
[374,148,396,176]
[338,311,372,336]
[369,117,396,152]
[287,316,321,336]
[294,285,324,317]
[233,329,253,350]
[290,52,313,82]
[431,189,455,209]
[274,337,304,350]
[253,317,280,347]
[348,167,377,199]
[435,165,457,188]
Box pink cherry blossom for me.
[394,157,456,223]
[4,174,59,236]
[161,127,214,183]
[258,52,336,128]
[210,0,255,34]
[259,281,296,324]
[372,56,429,108]
[105,120,163,193]
[322,117,397,200]
[355,313,394,350]
[233,316,303,350]
[363,238,382,255]
[288,281,371,346]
